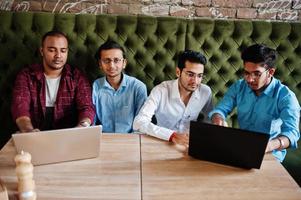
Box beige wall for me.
[0,0,300,21]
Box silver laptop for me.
[12,125,102,165]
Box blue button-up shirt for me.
[209,78,300,162]
[92,74,147,133]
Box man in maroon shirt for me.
[11,30,95,132]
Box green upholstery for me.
[0,11,300,186]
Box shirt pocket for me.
[60,89,76,106]
[119,105,131,119]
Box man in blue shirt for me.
[209,44,300,162]
[93,40,147,133]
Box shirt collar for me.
[32,64,45,80]
[244,77,276,98]
[262,77,276,98]
[192,87,202,100]
[171,79,181,99]
[103,73,127,90]
[31,63,71,81]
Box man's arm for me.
[133,86,177,141]
[75,70,95,126]
[211,113,227,126]
[11,69,37,132]
[265,136,290,153]
[209,82,238,126]
[169,132,189,146]
[134,82,148,116]
[273,91,301,150]
[15,116,40,133]
[76,117,92,127]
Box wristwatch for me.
[80,121,90,127]
[277,137,285,150]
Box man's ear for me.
[268,68,276,77]
[176,67,181,78]
[122,59,127,69]
[40,47,43,57]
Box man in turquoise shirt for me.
[209,44,300,162]
[93,40,147,133]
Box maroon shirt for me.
[11,64,95,130]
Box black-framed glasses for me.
[183,71,204,79]
[243,68,269,80]
[101,58,124,64]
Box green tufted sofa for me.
[0,11,300,186]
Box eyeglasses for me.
[183,71,204,79]
[101,58,124,64]
[243,68,269,80]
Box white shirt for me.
[45,75,61,107]
[133,79,213,141]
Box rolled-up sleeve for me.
[279,92,300,149]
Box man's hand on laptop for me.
[77,118,91,127]
[15,128,40,133]
[211,114,228,127]
[15,116,40,133]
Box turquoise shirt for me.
[92,74,147,133]
[209,78,300,162]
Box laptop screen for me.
[188,121,269,169]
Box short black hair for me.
[95,40,126,60]
[41,30,68,46]
[177,50,207,70]
[241,44,277,68]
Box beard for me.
[179,78,199,92]
[44,59,65,71]
[49,64,65,70]
[247,77,272,94]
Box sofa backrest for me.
[0,11,300,146]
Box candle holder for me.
[14,151,37,200]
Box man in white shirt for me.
[133,50,213,146]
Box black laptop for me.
[189,121,270,169]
